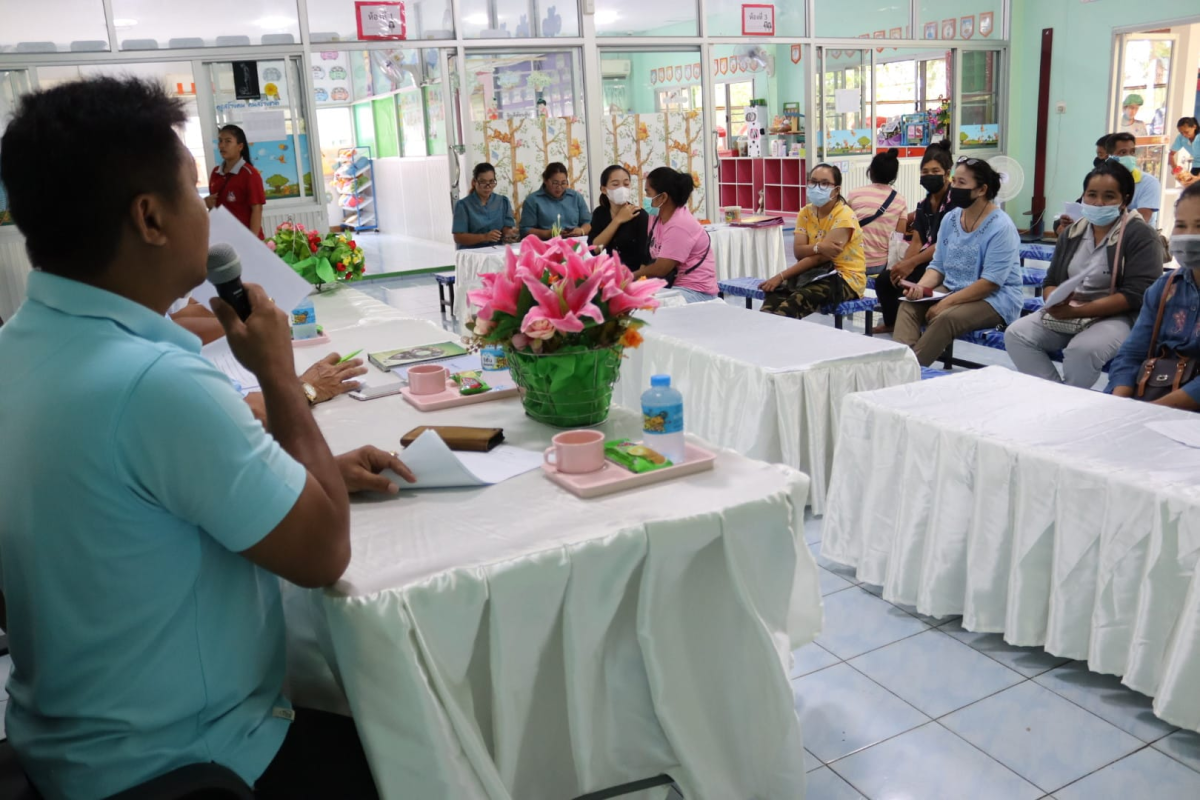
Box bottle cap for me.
[650,375,670,388]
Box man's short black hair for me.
[0,77,188,276]
[1106,132,1137,151]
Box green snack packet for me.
[604,439,674,473]
[452,370,491,395]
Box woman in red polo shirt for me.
[206,124,266,238]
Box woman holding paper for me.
[1005,162,1163,388]
[206,124,266,239]
[893,157,1024,366]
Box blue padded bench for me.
[921,366,953,380]
[1023,296,1044,315]
[718,277,879,335]
[1020,242,1055,266]
[435,273,455,314]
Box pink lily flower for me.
[600,256,667,314]
[521,268,606,335]
[468,248,523,321]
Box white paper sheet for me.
[197,207,314,315]
[834,88,861,114]
[1063,201,1084,221]
[1145,420,1200,449]
[384,429,542,490]
[241,109,287,143]
[201,337,260,394]
[1044,259,1106,307]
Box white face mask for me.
[607,186,631,206]
[1170,234,1200,270]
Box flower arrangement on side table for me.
[266,221,366,290]
[466,235,666,427]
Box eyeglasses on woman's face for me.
[476,179,497,188]
[547,179,569,188]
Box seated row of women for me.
[452,160,721,303]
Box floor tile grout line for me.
[927,716,1066,796]
[1036,742,1158,796]
[1029,669,1181,746]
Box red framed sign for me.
[741,4,775,36]
[356,2,406,40]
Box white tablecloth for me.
[822,367,1200,733]
[453,226,787,318]
[614,302,920,515]
[706,223,788,282]
[283,290,821,800]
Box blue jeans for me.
[676,287,718,303]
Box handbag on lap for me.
[1135,270,1200,402]
[1041,212,1132,336]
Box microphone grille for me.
[206,243,241,284]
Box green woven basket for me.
[504,344,624,428]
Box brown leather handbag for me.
[1136,270,1200,402]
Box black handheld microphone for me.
[206,243,252,321]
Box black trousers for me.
[255,708,380,799]
[874,264,927,327]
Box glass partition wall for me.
[0,0,1010,229]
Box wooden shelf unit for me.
[718,156,806,219]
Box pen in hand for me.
[337,349,363,365]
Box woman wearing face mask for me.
[873,140,953,334]
[633,167,717,302]
[1107,183,1200,409]
[893,157,1025,366]
[1005,162,1163,388]
[587,165,646,270]
[760,163,866,318]
[1055,134,1117,235]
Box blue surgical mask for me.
[1170,234,1200,270]
[1111,155,1138,172]
[808,184,834,207]
[1080,203,1122,227]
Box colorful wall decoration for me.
[213,133,312,199]
[313,51,352,105]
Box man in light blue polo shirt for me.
[1108,132,1161,226]
[0,77,409,799]
[519,161,592,239]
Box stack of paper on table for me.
[730,215,784,228]
[384,429,543,490]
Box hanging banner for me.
[941,18,956,40]
[741,4,775,36]
[685,65,693,80]
[730,59,739,74]
[356,1,406,41]
[658,67,666,82]
[719,58,728,75]
[873,30,886,53]
[979,11,994,37]
[791,45,802,64]
[650,70,657,85]
[675,66,682,82]
[961,15,975,39]
[693,62,701,78]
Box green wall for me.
[1007,0,1199,225]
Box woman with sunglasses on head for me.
[1005,162,1162,388]
[587,165,647,270]
[633,167,717,302]
[519,162,591,240]
[452,163,516,249]
[893,156,1024,366]
[872,140,954,333]
[760,163,866,319]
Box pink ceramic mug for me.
[408,364,449,395]
[544,430,606,474]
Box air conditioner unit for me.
[602,59,631,79]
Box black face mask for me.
[919,174,945,195]
[1093,157,1106,168]
[948,187,977,209]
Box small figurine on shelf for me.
[757,188,765,215]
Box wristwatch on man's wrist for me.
[302,382,318,405]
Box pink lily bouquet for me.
[467,235,667,426]
[466,235,666,354]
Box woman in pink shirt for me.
[634,167,718,302]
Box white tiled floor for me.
[794,514,1200,800]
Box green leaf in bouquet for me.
[316,257,336,284]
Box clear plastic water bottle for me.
[642,375,685,464]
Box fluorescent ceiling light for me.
[113,18,137,28]
[595,10,620,24]
[465,13,489,25]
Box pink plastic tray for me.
[542,443,716,498]
[401,381,520,411]
[292,333,332,347]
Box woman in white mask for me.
[1006,161,1163,388]
[588,165,647,270]
[1108,182,1200,408]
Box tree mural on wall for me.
[603,111,707,213]
[668,109,704,215]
